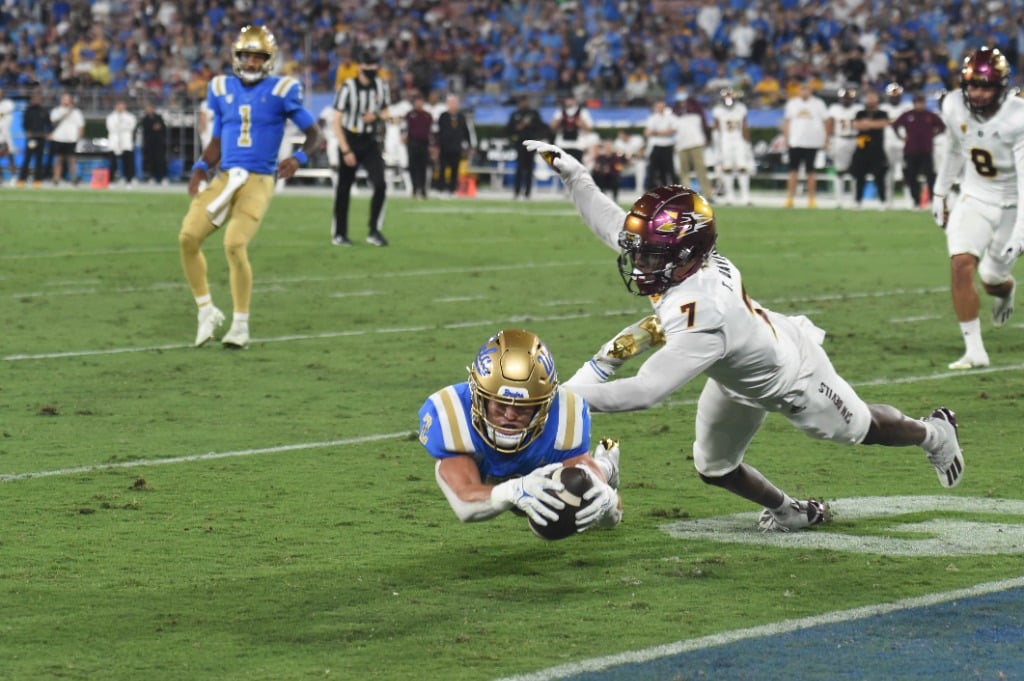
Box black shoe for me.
[366,232,388,247]
[332,235,353,246]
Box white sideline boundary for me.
[492,576,1024,681]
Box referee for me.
[330,47,391,246]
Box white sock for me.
[195,294,212,308]
[739,173,750,202]
[919,419,941,452]
[233,312,250,327]
[772,494,797,515]
[958,319,985,356]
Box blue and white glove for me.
[574,465,619,532]
[491,462,564,526]
[522,139,585,181]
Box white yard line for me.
[0,432,409,482]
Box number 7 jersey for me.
[935,92,1024,206]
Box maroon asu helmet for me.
[617,186,718,296]
[960,47,1011,117]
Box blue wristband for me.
[192,159,209,173]
[292,150,308,166]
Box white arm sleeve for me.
[564,168,629,252]
[932,102,964,197]
[565,331,722,412]
[434,461,505,523]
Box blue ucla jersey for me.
[418,383,591,482]
[208,74,316,175]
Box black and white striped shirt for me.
[333,77,391,135]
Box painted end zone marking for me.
[0,431,412,482]
[492,576,1024,681]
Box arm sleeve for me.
[434,461,504,523]
[565,330,722,412]
[933,101,964,196]
[563,168,629,252]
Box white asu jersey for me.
[0,97,14,145]
[880,101,912,155]
[712,102,753,170]
[935,93,1024,207]
[560,171,873,474]
[827,102,859,172]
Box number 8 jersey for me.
[934,91,1024,207]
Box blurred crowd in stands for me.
[0,0,1023,114]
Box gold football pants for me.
[178,172,274,314]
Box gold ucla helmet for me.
[232,25,277,83]
[468,329,558,454]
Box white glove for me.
[574,465,619,532]
[931,193,948,229]
[1001,234,1024,260]
[587,314,666,380]
[522,139,585,180]
[490,463,565,526]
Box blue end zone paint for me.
[559,588,1024,681]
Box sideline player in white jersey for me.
[881,83,913,207]
[523,138,966,532]
[827,86,860,208]
[710,88,754,205]
[418,328,622,533]
[932,46,1024,370]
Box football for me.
[528,465,594,540]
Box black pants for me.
[438,149,461,194]
[110,150,135,182]
[851,152,888,203]
[19,136,46,181]
[647,145,678,189]
[407,141,430,198]
[902,152,935,206]
[333,134,386,240]
[143,143,166,181]
[594,172,622,200]
[513,146,535,197]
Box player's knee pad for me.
[978,255,1013,287]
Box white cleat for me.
[221,322,250,349]
[194,305,225,347]
[992,280,1015,328]
[923,407,964,488]
[947,352,989,370]
[757,499,830,532]
[593,437,620,489]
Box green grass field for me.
[2,188,1022,680]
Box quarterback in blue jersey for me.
[179,25,321,349]
[418,328,622,533]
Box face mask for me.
[362,68,378,79]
